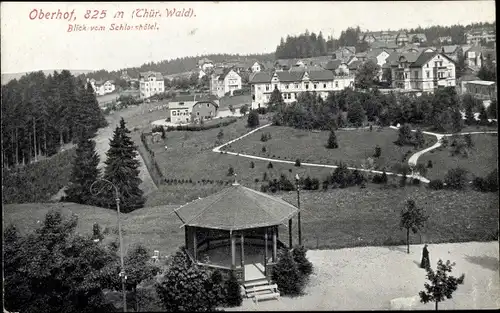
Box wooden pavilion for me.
[173,182,298,283]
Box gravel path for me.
[225,241,499,311]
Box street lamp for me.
[90,178,127,313]
[295,174,302,247]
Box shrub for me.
[254,178,259,183]
[227,167,235,177]
[427,160,433,168]
[247,110,260,127]
[428,179,444,190]
[250,161,255,169]
[295,159,301,167]
[260,133,269,142]
[374,145,381,158]
[444,167,468,190]
[464,134,474,148]
[262,146,267,153]
[322,179,329,190]
[291,246,313,278]
[263,172,268,181]
[224,271,242,307]
[485,169,499,192]
[267,162,273,169]
[271,248,304,296]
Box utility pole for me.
[90,179,127,312]
[295,174,302,247]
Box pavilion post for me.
[264,229,268,275]
[240,234,244,268]
[288,218,293,248]
[184,225,189,252]
[193,227,197,262]
[272,226,277,262]
[231,231,236,268]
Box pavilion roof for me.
[174,183,298,231]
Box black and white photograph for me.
[1,1,498,311]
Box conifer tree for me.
[65,134,101,206]
[326,130,339,149]
[102,118,145,213]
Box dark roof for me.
[249,72,272,83]
[410,51,437,67]
[348,60,363,70]
[324,60,344,70]
[440,45,460,54]
[170,94,218,103]
[174,184,298,230]
[308,70,335,80]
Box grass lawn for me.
[219,95,251,110]
[276,185,499,250]
[4,186,498,259]
[419,133,498,180]
[225,125,435,171]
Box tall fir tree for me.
[65,135,101,206]
[102,118,145,213]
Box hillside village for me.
[2,15,499,313]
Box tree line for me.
[1,70,108,169]
[275,21,496,60]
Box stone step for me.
[243,278,270,289]
[253,291,280,303]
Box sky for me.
[1,1,496,73]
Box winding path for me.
[213,123,498,185]
[213,124,426,183]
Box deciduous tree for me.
[400,199,428,254]
[419,259,465,310]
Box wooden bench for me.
[247,284,278,295]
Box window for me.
[414,71,419,79]
[335,81,339,88]
[274,84,278,89]
[426,71,430,78]
[305,84,309,89]
[207,103,210,107]
[257,86,261,91]
[295,84,299,89]
[197,112,200,116]
[265,85,270,91]
[285,84,289,89]
[404,72,408,79]
[426,64,429,68]
[323,83,327,88]
[179,102,184,105]
[314,84,317,89]
[173,111,177,116]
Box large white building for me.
[249,69,355,109]
[139,71,165,99]
[210,68,242,98]
[387,50,456,93]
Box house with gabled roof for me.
[388,50,456,92]
[464,45,484,69]
[210,68,242,97]
[139,71,165,99]
[438,45,462,62]
[167,94,219,124]
[408,33,427,44]
[249,69,354,109]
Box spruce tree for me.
[65,135,101,206]
[102,118,145,213]
[326,130,339,149]
[271,248,304,296]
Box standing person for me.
[420,244,430,269]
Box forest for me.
[274,21,496,59]
[1,70,108,168]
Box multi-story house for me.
[388,51,456,92]
[250,61,264,73]
[88,79,115,96]
[465,28,496,45]
[332,46,356,60]
[463,80,497,102]
[210,68,242,97]
[464,46,483,69]
[167,94,219,124]
[120,71,131,81]
[139,71,165,99]
[395,32,410,46]
[249,69,355,109]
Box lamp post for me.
[295,174,302,247]
[90,178,127,312]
